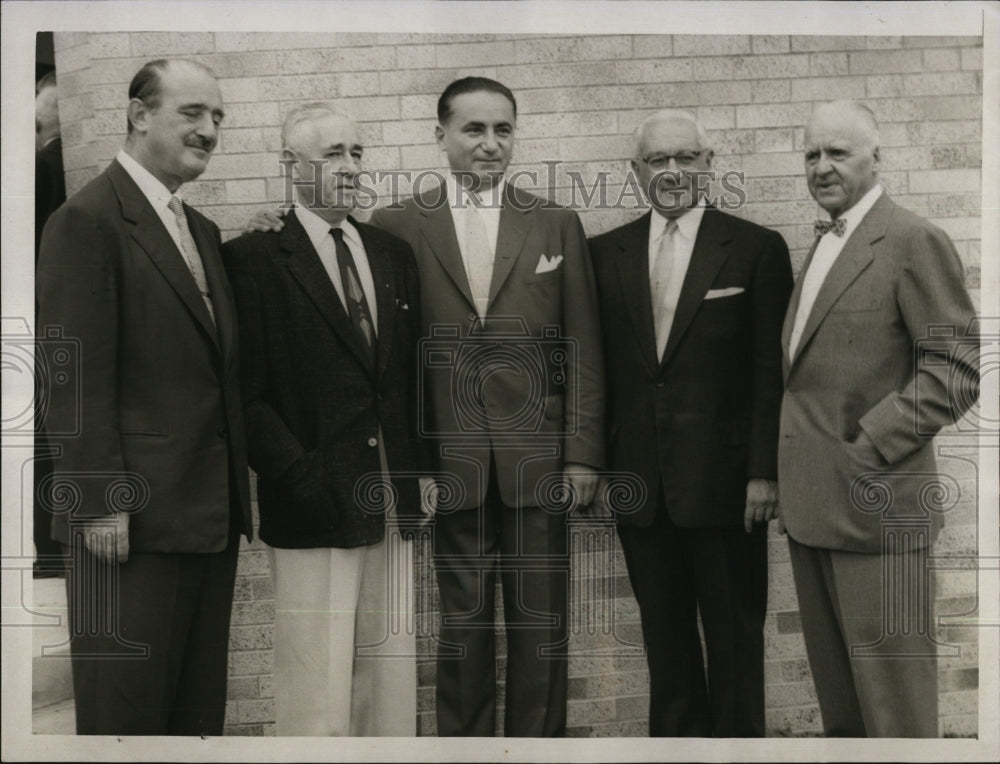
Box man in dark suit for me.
[589,109,793,736]
[35,71,65,258]
[33,70,67,578]
[778,100,978,736]
[35,58,252,735]
[372,77,605,737]
[222,104,431,736]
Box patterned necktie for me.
[814,218,846,238]
[331,227,376,367]
[464,192,494,318]
[167,196,215,325]
[651,219,680,361]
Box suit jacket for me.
[370,183,605,510]
[36,159,252,552]
[778,193,978,553]
[35,137,66,259]
[222,211,428,548]
[591,208,793,528]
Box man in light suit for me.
[590,109,793,736]
[36,58,252,735]
[373,77,605,737]
[778,100,978,737]
[222,104,431,736]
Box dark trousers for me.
[616,495,767,737]
[788,537,939,737]
[33,426,66,573]
[433,464,569,737]
[64,528,240,735]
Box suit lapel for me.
[614,212,659,375]
[659,208,731,368]
[281,211,374,375]
[419,195,477,313]
[354,220,396,381]
[487,184,532,307]
[108,161,220,354]
[788,195,892,370]
[187,208,233,363]
[781,236,820,371]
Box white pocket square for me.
[704,287,745,300]
[535,254,563,274]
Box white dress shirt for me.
[296,205,379,334]
[788,184,883,359]
[648,204,707,355]
[117,150,191,255]
[448,174,505,263]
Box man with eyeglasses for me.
[590,109,793,736]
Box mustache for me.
[186,137,214,152]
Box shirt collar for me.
[295,204,363,252]
[116,149,177,210]
[828,183,883,232]
[650,202,707,241]
[448,173,506,210]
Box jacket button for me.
[367,436,378,447]
[656,382,665,388]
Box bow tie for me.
[814,218,847,238]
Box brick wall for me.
[51,32,983,737]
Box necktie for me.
[814,218,846,238]
[651,219,680,361]
[331,227,376,368]
[167,196,215,324]
[464,193,494,318]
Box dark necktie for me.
[331,227,376,367]
[814,218,846,238]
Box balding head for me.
[36,78,60,149]
[632,109,711,161]
[803,100,882,218]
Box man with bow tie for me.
[589,109,793,736]
[777,100,979,736]
[222,104,432,736]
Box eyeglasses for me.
[641,151,703,170]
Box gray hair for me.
[632,109,711,159]
[281,102,353,151]
[809,100,881,148]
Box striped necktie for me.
[167,196,215,325]
[332,227,376,368]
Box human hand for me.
[565,463,599,508]
[244,207,287,233]
[82,511,130,563]
[744,478,778,533]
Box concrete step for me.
[32,698,75,735]
[30,576,74,712]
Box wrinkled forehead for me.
[804,110,875,150]
[292,113,361,154]
[638,117,702,154]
